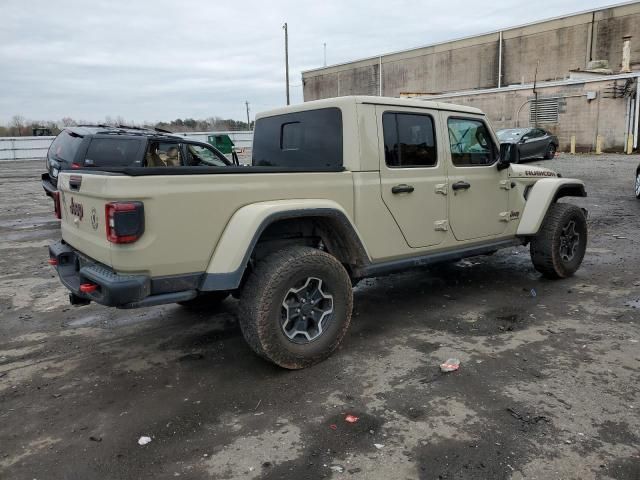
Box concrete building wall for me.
[430,78,634,152]
[302,2,640,101]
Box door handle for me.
[392,184,415,194]
[451,181,471,191]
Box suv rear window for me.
[252,108,342,168]
[48,131,83,163]
[84,138,144,167]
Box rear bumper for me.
[42,173,57,197]
[49,241,196,308]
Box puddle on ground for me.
[623,298,640,309]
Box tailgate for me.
[58,172,112,266]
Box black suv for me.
[42,126,233,197]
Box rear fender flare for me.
[200,200,369,291]
[517,178,587,235]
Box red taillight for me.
[71,162,81,169]
[48,258,58,266]
[79,283,98,293]
[105,202,145,244]
[53,191,62,219]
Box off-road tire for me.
[543,143,557,160]
[530,203,587,279]
[178,291,229,310]
[238,246,353,369]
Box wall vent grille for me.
[529,98,559,124]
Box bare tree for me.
[61,117,76,127]
[9,115,26,136]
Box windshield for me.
[497,128,528,142]
[185,144,230,167]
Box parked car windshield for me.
[184,144,230,167]
[497,128,529,142]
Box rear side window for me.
[84,138,144,167]
[447,118,497,167]
[48,131,83,163]
[145,142,182,167]
[252,108,342,168]
[383,112,437,167]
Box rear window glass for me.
[48,131,83,163]
[252,108,342,168]
[84,138,143,167]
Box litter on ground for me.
[440,358,461,373]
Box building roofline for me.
[301,0,639,75]
[411,71,640,100]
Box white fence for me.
[0,136,55,160]
[0,130,254,161]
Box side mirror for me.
[498,143,518,170]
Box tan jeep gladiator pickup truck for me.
[48,96,587,369]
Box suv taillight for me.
[53,191,61,219]
[105,202,144,244]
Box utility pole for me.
[323,42,327,67]
[245,101,251,130]
[283,22,290,105]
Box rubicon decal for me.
[70,198,84,220]
[525,170,556,177]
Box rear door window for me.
[383,112,437,167]
[84,138,144,167]
[252,108,342,168]
[145,142,183,167]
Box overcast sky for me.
[0,0,623,124]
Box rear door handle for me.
[451,181,471,191]
[392,184,415,194]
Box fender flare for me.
[199,200,370,291]
[516,178,587,236]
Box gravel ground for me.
[0,154,638,480]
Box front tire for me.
[544,143,556,160]
[635,171,640,199]
[238,246,353,369]
[530,203,587,279]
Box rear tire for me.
[635,171,640,199]
[544,143,556,160]
[178,291,229,311]
[238,246,353,369]
[530,203,587,279]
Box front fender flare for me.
[517,178,587,236]
[199,200,369,291]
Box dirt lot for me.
[0,155,639,480]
